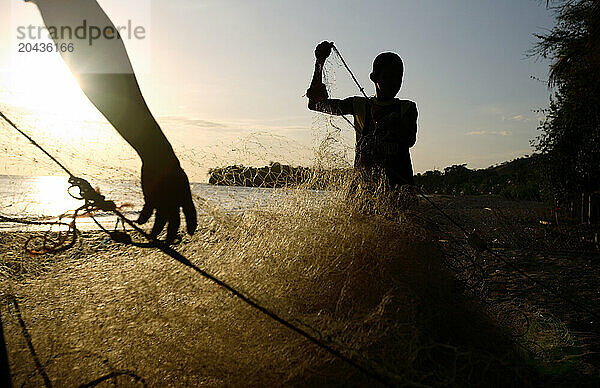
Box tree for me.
[542,0,600,87]
[533,0,600,201]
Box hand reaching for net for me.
[25,0,197,245]
[137,159,197,244]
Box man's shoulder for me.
[394,98,417,107]
[350,96,368,112]
[351,96,368,104]
[394,99,418,116]
[353,97,417,115]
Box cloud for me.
[508,114,532,122]
[466,130,487,136]
[501,114,532,122]
[158,116,229,129]
[465,130,512,136]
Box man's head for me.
[370,52,403,100]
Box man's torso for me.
[351,96,418,186]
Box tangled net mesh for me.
[0,57,598,387]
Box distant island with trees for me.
[208,162,347,190]
[208,156,545,201]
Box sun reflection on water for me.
[33,176,81,217]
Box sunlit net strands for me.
[0,51,599,387]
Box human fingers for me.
[150,209,168,239]
[165,208,181,244]
[315,41,334,60]
[182,190,197,235]
[317,40,333,50]
[137,202,153,224]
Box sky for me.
[0,0,557,181]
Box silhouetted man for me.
[25,0,196,243]
[307,41,418,188]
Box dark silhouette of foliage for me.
[208,162,350,189]
[533,0,600,202]
[414,156,545,201]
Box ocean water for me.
[0,174,296,231]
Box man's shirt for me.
[351,96,418,186]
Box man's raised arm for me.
[306,41,354,116]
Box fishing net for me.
[0,52,599,387]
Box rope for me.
[328,46,600,324]
[0,111,75,178]
[7,295,147,388]
[0,111,408,387]
[9,296,51,388]
[331,45,369,100]
[78,371,147,388]
[1,211,80,255]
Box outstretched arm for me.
[306,41,354,116]
[27,0,196,243]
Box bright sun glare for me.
[6,42,112,149]
[33,175,80,217]
[10,53,96,121]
